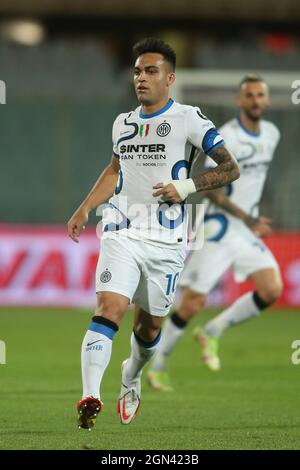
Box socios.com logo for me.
[0,80,6,104]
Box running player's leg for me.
[78,236,140,429]
[149,288,206,371]
[126,306,164,382]
[118,306,164,424]
[205,238,282,339]
[148,241,232,384]
[78,291,129,429]
[250,267,283,305]
[81,291,129,400]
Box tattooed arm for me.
[192,145,240,192]
[152,145,239,204]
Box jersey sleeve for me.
[185,107,225,156]
[203,124,236,169]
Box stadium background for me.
[1,0,300,451]
[1,0,300,308]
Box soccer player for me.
[67,38,239,429]
[148,75,283,391]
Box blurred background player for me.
[67,38,239,428]
[148,75,282,391]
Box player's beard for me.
[245,108,264,122]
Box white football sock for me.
[205,292,261,338]
[123,331,161,386]
[81,320,117,399]
[151,316,186,371]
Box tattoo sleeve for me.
[192,145,240,192]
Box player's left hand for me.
[252,216,273,238]
[152,183,183,204]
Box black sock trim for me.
[252,291,271,311]
[92,316,119,332]
[171,312,188,329]
[133,330,161,349]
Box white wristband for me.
[163,178,197,200]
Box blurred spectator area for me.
[0,0,299,227]
[0,0,300,21]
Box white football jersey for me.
[204,117,280,235]
[101,99,224,248]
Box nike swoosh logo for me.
[86,340,103,346]
[122,396,131,421]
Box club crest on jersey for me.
[156,122,171,137]
[139,124,150,138]
[100,269,112,283]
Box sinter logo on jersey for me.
[157,122,171,137]
[119,144,167,165]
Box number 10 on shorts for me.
[165,272,180,295]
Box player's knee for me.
[179,291,206,319]
[258,282,283,305]
[134,323,160,343]
[95,293,127,324]
[191,293,206,313]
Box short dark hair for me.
[239,74,266,89]
[133,37,176,71]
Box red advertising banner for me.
[0,224,100,307]
[0,225,300,308]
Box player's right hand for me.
[67,208,89,243]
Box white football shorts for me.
[96,234,185,317]
[179,225,279,294]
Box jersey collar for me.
[237,117,261,137]
[139,98,174,119]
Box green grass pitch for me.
[1,307,300,450]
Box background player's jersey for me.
[204,117,280,239]
[102,99,224,248]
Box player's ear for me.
[167,72,176,87]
